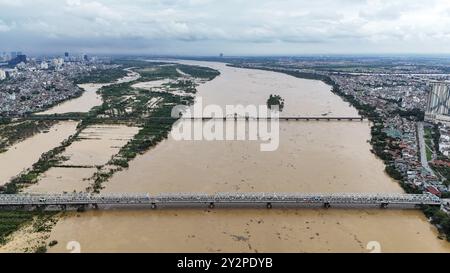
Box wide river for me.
[17,61,450,252]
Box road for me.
[417,122,435,175]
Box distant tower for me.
[219,53,224,58]
[8,54,27,66]
[425,81,450,124]
[64,52,69,58]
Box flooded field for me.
[61,125,139,167]
[132,79,171,90]
[25,167,97,194]
[25,125,139,194]
[0,121,78,186]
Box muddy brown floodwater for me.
[0,121,79,186]
[6,61,450,253]
[24,125,140,194]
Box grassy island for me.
[267,94,285,112]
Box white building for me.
[0,69,6,80]
[425,82,450,124]
[51,58,64,69]
[40,61,49,70]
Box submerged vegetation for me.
[0,211,56,246]
[0,211,35,244]
[1,130,81,194]
[266,94,285,112]
[75,67,129,84]
[0,120,57,154]
[177,64,220,80]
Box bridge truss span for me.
[0,192,442,210]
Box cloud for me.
[0,0,24,7]
[0,20,13,32]
[0,0,450,54]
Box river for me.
[0,121,79,186]
[3,61,450,252]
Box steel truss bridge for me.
[0,192,441,210]
[183,116,365,122]
[17,115,365,122]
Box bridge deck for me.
[20,116,365,122]
[0,193,441,208]
[183,117,365,121]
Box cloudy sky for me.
[1,0,450,55]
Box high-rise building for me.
[40,61,49,70]
[0,52,8,61]
[425,82,450,124]
[65,52,69,57]
[51,58,64,69]
[0,69,6,81]
[8,54,27,66]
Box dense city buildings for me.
[0,51,115,116]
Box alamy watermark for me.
[171,97,280,152]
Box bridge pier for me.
[77,204,87,212]
[267,203,272,209]
[209,202,215,209]
[151,203,157,209]
[35,205,47,211]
